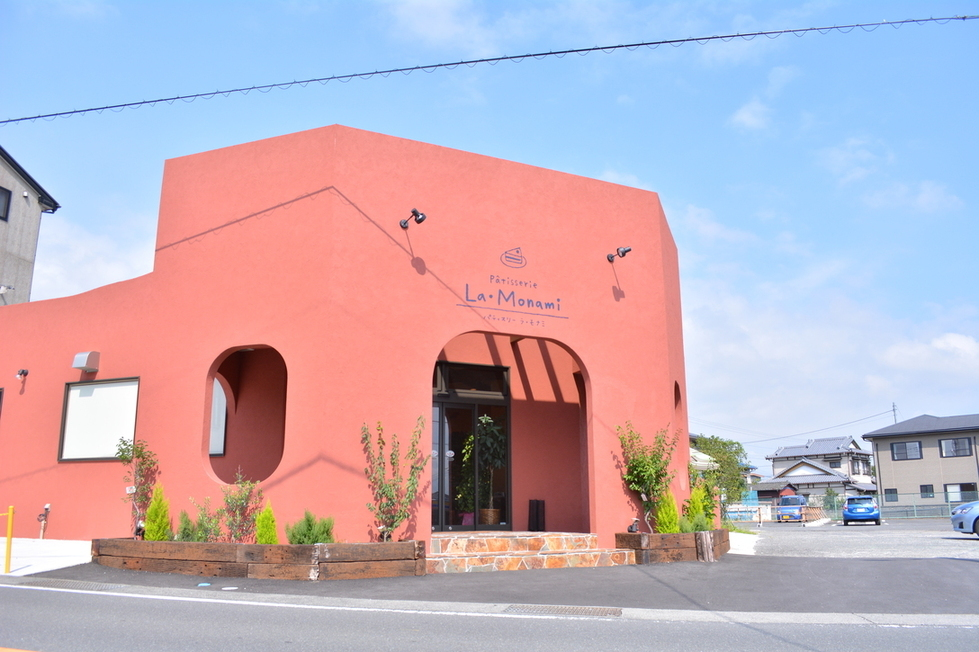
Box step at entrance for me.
[427,532,635,573]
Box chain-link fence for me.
[724,491,978,522]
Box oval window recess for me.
[206,347,287,483]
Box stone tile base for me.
[427,532,635,574]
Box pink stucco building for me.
[0,125,689,549]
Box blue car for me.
[775,495,807,522]
[842,495,880,526]
[951,500,979,536]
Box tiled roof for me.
[863,414,979,439]
[767,436,863,459]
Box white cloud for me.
[882,333,979,378]
[729,98,770,130]
[817,138,881,185]
[765,65,799,98]
[862,181,964,213]
[31,214,155,301]
[598,169,652,191]
[683,279,979,470]
[682,205,759,244]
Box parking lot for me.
[741,517,979,559]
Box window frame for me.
[58,377,140,461]
[939,437,973,458]
[890,441,922,461]
[0,186,11,221]
[920,484,935,499]
[883,488,899,502]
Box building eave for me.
[0,143,60,213]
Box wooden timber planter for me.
[614,529,730,564]
[91,539,426,580]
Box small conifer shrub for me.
[655,490,681,533]
[175,510,196,542]
[285,510,336,544]
[255,502,280,544]
[144,484,173,541]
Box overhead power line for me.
[2,14,976,126]
[690,409,896,444]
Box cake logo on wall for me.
[500,247,527,268]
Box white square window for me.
[60,379,139,460]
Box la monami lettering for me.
[465,284,561,313]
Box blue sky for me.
[3,1,977,474]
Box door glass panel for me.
[475,404,508,526]
[431,404,445,530]
[447,406,476,528]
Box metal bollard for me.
[2,505,13,574]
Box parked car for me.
[775,495,807,522]
[842,495,880,526]
[951,500,979,536]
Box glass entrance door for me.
[431,402,509,531]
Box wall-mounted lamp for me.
[16,369,28,380]
[400,208,427,229]
[0,285,14,295]
[72,351,100,373]
[607,246,632,263]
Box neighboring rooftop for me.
[0,143,60,212]
[767,436,866,460]
[863,414,979,439]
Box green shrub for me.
[222,470,264,543]
[691,513,712,532]
[286,510,336,544]
[255,502,280,545]
[361,417,429,542]
[144,484,173,541]
[617,422,679,533]
[686,483,706,519]
[116,437,159,537]
[679,516,694,533]
[191,497,223,542]
[175,510,196,542]
[655,490,681,533]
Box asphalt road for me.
[1,518,977,651]
[746,516,979,558]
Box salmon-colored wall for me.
[0,125,689,548]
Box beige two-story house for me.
[863,414,979,510]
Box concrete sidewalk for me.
[2,538,92,576]
[1,533,758,576]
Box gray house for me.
[756,436,876,503]
[0,144,60,305]
[863,414,979,508]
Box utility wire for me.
[691,409,896,444]
[2,15,976,126]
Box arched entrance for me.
[431,332,589,533]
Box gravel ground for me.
[731,517,979,559]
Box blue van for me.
[775,495,807,522]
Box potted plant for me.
[458,415,506,525]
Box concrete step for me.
[427,532,635,573]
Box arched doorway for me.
[431,332,588,533]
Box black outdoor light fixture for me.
[607,246,632,263]
[400,208,427,229]
[16,369,28,380]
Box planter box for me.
[91,539,426,580]
[614,529,730,563]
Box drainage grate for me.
[20,579,127,592]
[504,604,622,618]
